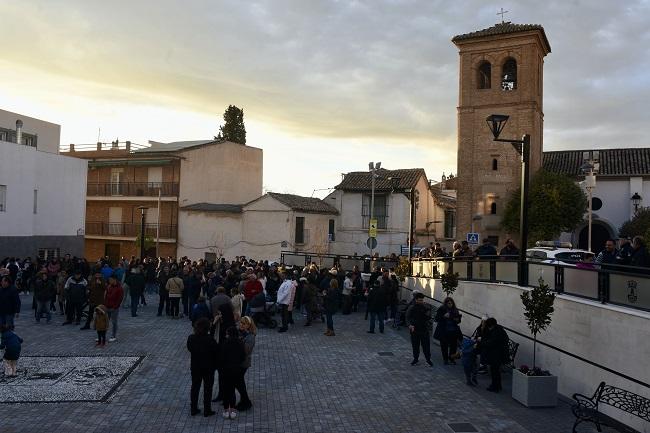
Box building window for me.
[295,216,305,244]
[492,158,498,171]
[0,131,6,142]
[490,202,497,215]
[501,58,517,91]
[362,194,388,229]
[0,185,6,212]
[478,62,491,89]
[33,189,38,214]
[38,248,60,261]
[328,219,335,242]
[444,210,456,239]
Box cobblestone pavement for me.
[2,295,608,433]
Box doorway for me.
[105,243,120,266]
[578,221,613,255]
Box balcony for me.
[87,182,179,198]
[85,222,177,240]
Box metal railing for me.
[60,141,150,152]
[87,182,179,197]
[280,251,399,272]
[412,257,650,312]
[85,222,177,239]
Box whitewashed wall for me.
[404,277,650,433]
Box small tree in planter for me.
[520,277,556,371]
[512,277,557,407]
[394,257,411,282]
[440,271,459,297]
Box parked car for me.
[526,241,594,266]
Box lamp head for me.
[631,192,642,206]
[486,114,510,140]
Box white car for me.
[526,244,594,266]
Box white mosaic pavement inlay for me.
[0,355,143,403]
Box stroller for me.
[249,292,277,329]
[392,300,410,330]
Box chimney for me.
[126,140,131,152]
[15,120,23,145]
[97,142,102,151]
[70,143,75,152]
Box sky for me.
[1,0,649,197]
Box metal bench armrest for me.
[572,393,597,409]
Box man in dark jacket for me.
[499,239,520,258]
[157,266,171,316]
[32,271,55,323]
[0,276,21,330]
[125,267,145,317]
[63,270,88,325]
[82,273,106,329]
[480,317,509,392]
[367,280,387,334]
[475,238,497,258]
[405,292,433,366]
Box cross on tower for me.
[497,8,509,23]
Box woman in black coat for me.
[219,326,246,420]
[186,317,218,417]
[433,297,462,364]
[324,279,339,336]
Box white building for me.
[178,192,338,262]
[544,148,650,253]
[325,168,456,257]
[0,109,87,259]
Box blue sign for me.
[467,232,480,245]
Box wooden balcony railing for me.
[87,182,179,197]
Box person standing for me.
[32,270,55,324]
[218,326,245,420]
[479,317,509,392]
[63,270,87,326]
[0,324,23,376]
[82,273,106,330]
[405,292,433,366]
[366,280,386,334]
[187,317,218,417]
[243,273,263,317]
[595,239,618,265]
[166,271,184,319]
[235,316,256,411]
[0,276,20,330]
[499,239,520,258]
[433,297,462,364]
[341,272,353,315]
[323,279,339,336]
[125,267,145,317]
[276,272,292,333]
[157,266,170,316]
[104,274,123,342]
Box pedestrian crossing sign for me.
[467,232,479,245]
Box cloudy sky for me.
[1,0,649,197]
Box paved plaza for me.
[1,295,609,433]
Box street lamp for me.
[137,206,147,261]
[631,192,642,214]
[485,114,530,286]
[368,162,381,257]
[580,161,598,252]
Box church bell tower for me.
[452,22,551,248]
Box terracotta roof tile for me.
[543,148,650,177]
[335,168,426,192]
[452,22,551,52]
[267,193,338,215]
[180,203,243,213]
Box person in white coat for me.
[276,271,293,333]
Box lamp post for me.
[631,192,642,215]
[137,206,147,261]
[368,162,381,257]
[486,114,530,286]
[580,161,598,252]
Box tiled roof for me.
[335,168,426,192]
[432,189,456,208]
[267,193,339,215]
[452,22,551,52]
[543,148,650,177]
[180,203,243,213]
[135,139,216,153]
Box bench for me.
[571,381,650,432]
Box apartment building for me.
[63,139,263,263]
[0,109,87,259]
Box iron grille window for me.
[0,185,6,212]
[444,210,456,239]
[362,194,388,229]
[328,219,335,242]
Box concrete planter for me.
[511,368,558,407]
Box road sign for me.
[467,232,480,245]
[369,218,378,238]
[366,237,378,249]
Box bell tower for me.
[452,22,551,248]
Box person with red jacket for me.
[104,274,124,343]
[242,274,263,316]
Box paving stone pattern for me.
[1,295,613,433]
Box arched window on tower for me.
[501,58,517,91]
[492,158,498,171]
[478,62,491,89]
[490,202,497,215]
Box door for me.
[108,207,123,235]
[147,166,163,191]
[105,244,120,266]
[110,168,123,195]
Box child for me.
[230,288,244,321]
[459,335,478,386]
[94,305,109,347]
[0,324,23,376]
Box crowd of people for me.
[0,251,514,416]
